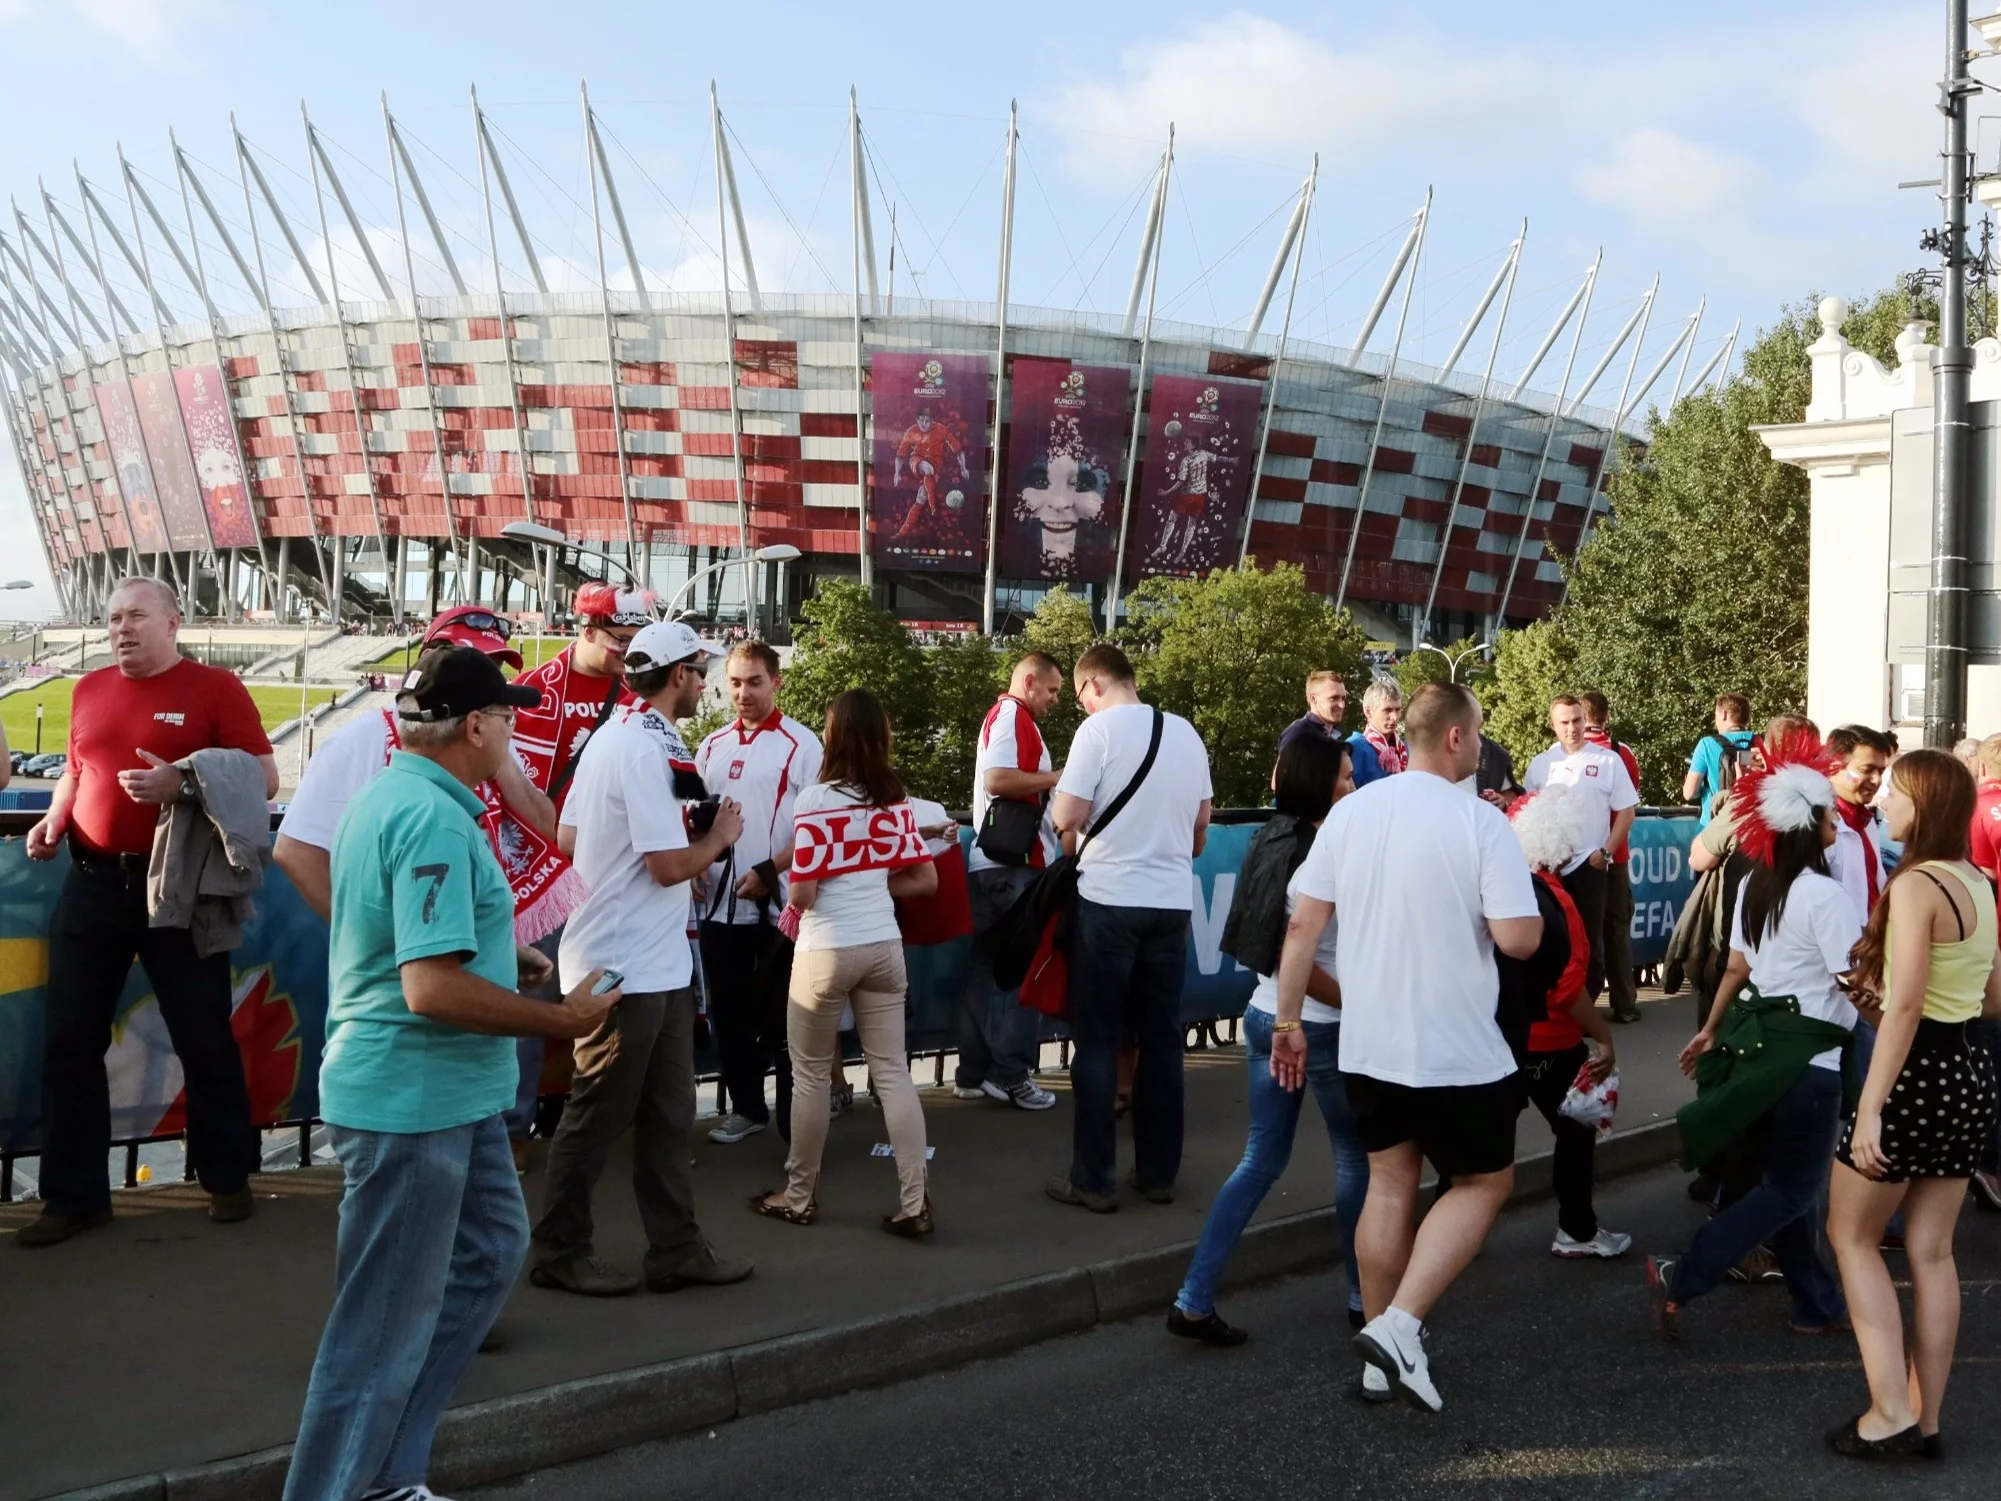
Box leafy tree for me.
[1484,285,1919,799]
[900,630,1009,805]
[779,577,933,771]
[1017,586,1098,755]
[1124,562,1368,806]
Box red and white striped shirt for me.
[695,711,823,923]
[968,694,1059,873]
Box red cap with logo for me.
[422,605,523,669]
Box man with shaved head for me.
[18,576,280,1247]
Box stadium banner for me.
[0,814,1700,1154]
[870,352,990,574]
[1127,373,1260,581]
[175,364,261,548]
[998,357,1129,585]
[92,380,171,554]
[130,372,210,550]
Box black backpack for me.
[1708,733,1746,801]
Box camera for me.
[687,797,722,837]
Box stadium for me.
[0,87,1726,647]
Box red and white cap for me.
[422,605,522,669]
[575,582,655,627]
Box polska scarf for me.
[376,711,586,943]
[778,796,931,940]
[1364,728,1408,776]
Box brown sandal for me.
[881,1197,934,1239]
[748,1192,816,1225]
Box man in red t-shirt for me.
[18,578,277,1247]
[1581,690,1644,1024]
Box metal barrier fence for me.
[0,807,1698,1192]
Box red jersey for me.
[1528,870,1591,1054]
[66,658,272,854]
[1971,780,2001,918]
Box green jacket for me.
[1676,986,1856,1171]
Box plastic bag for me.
[1558,1063,1619,1134]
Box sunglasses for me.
[431,610,513,641]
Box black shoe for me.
[1126,1170,1173,1205]
[1921,1432,1944,1460]
[1166,1307,1248,1347]
[208,1189,255,1223]
[1686,1171,1718,1204]
[15,1206,113,1248]
[1348,1305,1365,1330]
[1826,1415,1924,1459]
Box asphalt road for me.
[469,1163,2001,1501]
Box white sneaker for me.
[362,1487,456,1501]
[952,1084,987,1100]
[1360,1362,1393,1403]
[706,1113,765,1145]
[1354,1314,1441,1413]
[1552,1227,1633,1259]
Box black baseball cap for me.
[395,645,543,723]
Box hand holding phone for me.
[590,968,625,996]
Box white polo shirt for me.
[694,712,823,924]
[967,694,1060,873]
[1523,740,1640,874]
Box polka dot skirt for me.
[1838,1025,1999,1182]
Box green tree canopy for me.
[1124,561,1368,806]
[1484,286,1921,800]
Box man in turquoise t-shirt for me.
[1682,693,1755,822]
[285,648,620,1501]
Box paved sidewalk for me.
[0,998,1695,1500]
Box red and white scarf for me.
[779,796,931,941]
[1364,728,1408,776]
[1834,796,1883,911]
[378,711,587,943]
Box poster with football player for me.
[871,352,990,574]
[1128,373,1261,580]
[998,357,1130,584]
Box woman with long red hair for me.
[1825,748,2001,1459]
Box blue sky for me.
[0,0,1952,616]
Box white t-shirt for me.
[1248,865,1340,1025]
[278,709,404,850]
[791,782,908,954]
[1523,741,1640,874]
[967,695,1061,874]
[1728,872,1861,1071]
[1056,703,1212,910]
[1828,812,1881,927]
[1295,770,1540,1088]
[556,703,694,993]
[694,713,822,924]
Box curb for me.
[53,1119,1682,1500]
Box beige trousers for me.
[785,939,928,1217]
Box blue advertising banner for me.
[1626,814,1698,969]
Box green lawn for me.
[364,633,567,672]
[1,678,344,755]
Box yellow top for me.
[1885,860,1995,1023]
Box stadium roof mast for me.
[0,347,69,616]
[1562,297,1705,606]
[0,239,76,616]
[581,81,640,585]
[1238,156,1317,570]
[383,94,467,608]
[16,205,106,344]
[1106,124,1174,623]
[1492,251,1602,627]
[76,170,171,330]
[1121,130,1173,338]
[305,117,394,302]
[304,100,395,624]
[1420,222,1526,644]
[1564,273,1657,420]
[711,82,755,630]
[383,106,467,297]
[1669,295,1706,404]
[473,93,546,295]
[851,88,876,588]
[235,128,327,305]
[2,221,79,348]
[69,167,156,583]
[1509,262,1595,399]
[1243,159,1314,349]
[217,123,336,615]
[1681,318,1739,394]
[980,100,1019,634]
[163,130,257,313]
[46,190,137,337]
[1334,188,1431,612]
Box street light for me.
[500,522,643,630]
[1,580,33,590]
[664,545,802,624]
[1413,639,1493,683]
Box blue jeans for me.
[955,865,1043,1089]
[1176,1007,1368,1317]
[1066,898,1190,1198]
[285,1114,529,1501]
[504,930,563,1139]
[1671,1064,1846,1328]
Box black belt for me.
[69,841,148,875]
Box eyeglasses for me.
[590,627,641,649]
[475,706,518,727]
[428,610,513,641]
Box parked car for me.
[23,753,65,778]
[7,750,26,774]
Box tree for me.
[1393,636,1493,703]
[899,630,1009,805]
[1124,562,1368,807]
[1017,586,1098,756]
[1483,285,1919,799]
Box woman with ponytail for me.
[1824,749,2001,1460]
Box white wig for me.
[1510,785,1593,872]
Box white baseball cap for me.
[622,619,723,673]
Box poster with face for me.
[871,352,990,574]
[1128,373,1261,580]
[175,364,260,548]
[130,372,209,550]
[998,357,1130,584]
[92,380,170,554]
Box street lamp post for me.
[500,521,643,630]
[1413,639,1493,684]
[663,545,803,623]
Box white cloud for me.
[0,0,230,67]
[1574,129,1762,233]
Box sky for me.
[0,0,1961,618]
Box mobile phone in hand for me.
[590,969,624,996]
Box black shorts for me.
[1342,1071,1523,1178]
